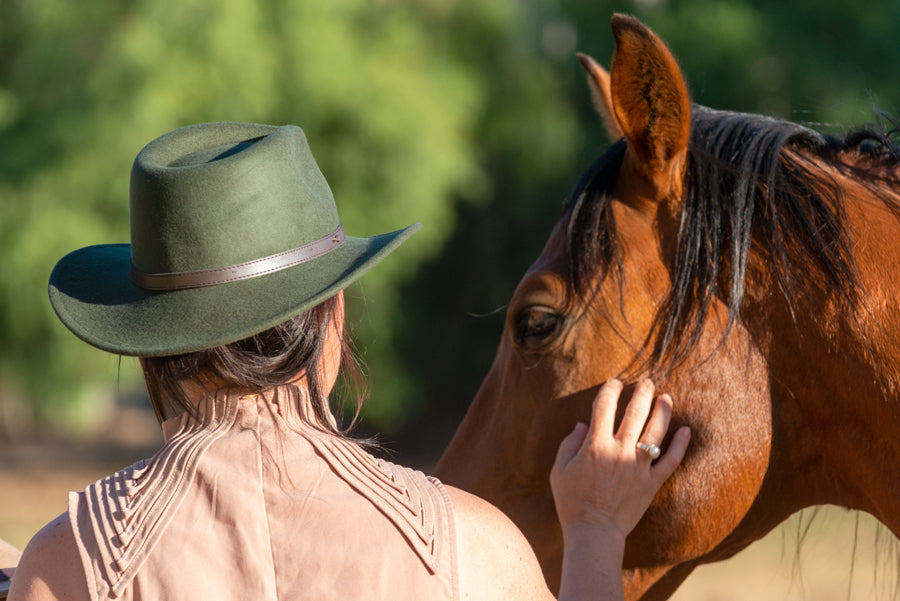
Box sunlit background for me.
[3,1,900,598]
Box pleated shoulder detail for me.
[303,432,448,573]
[68,394,242,599]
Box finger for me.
[587,379,624,440]
[650,426,691,485]
[638,394,674,447]
[617,379,655,445]
[554,422,589,469]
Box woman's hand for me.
[551,379,690,601]
[550,379,690,540]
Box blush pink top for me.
[68,388,458,601]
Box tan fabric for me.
[68,389,458,601]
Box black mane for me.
[566,106,900,372]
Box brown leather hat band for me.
[131,224,346,291]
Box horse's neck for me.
[845,179,900,392]
[759,180,900,534]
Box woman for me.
[9,122,689,601]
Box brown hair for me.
[140,294,366,436]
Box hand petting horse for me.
[436,13,900,601]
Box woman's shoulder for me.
[443,486,554,601]
[8,513,89,601]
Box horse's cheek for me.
[627,450,769,566]
[627,341,773,567]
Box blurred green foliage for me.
[0,0,499,432]
[1,0,899,448]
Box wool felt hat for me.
[49,122,421,357]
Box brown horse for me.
[435,13,900,601]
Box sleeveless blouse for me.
[67,389,458,601]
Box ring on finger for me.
[636,441,661,460]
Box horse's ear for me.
[609,13,690,197]
[577,53,624,142]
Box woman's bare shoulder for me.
[7,513,89,601]
[444,486,555,601]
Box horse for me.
[434,13,900,601]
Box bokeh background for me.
[3,0,900,598]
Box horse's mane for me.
[566,106,900,373]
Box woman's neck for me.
[161,378,336,437]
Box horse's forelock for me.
[564,138,626,296]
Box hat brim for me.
[49,223,422,356]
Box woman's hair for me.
[140,294,366,436]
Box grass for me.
[670,508,899,601]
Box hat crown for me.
[130,123,339,275]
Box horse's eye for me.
[513,306,562,347]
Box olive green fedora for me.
[49,122,421,357]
